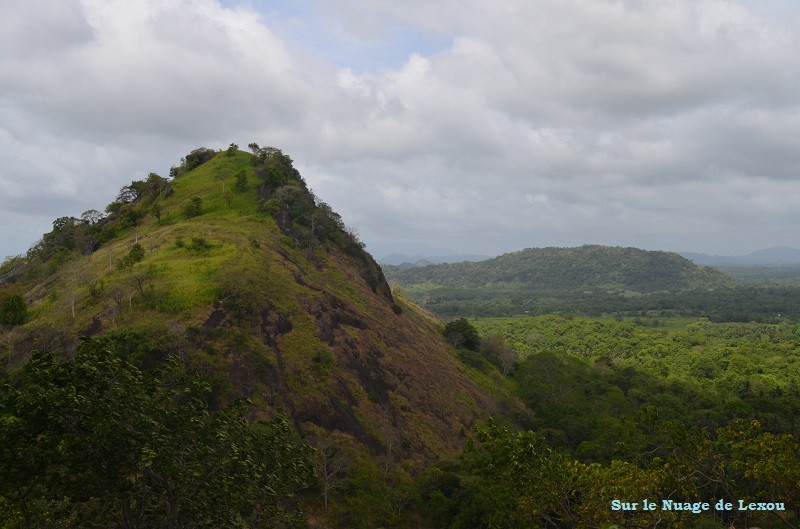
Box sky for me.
[2,0,800,261]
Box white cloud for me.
[2,0,800,259]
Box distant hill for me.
[384,245,736,317]
[386,245,732,293]
[681,246,800,266]
[379,252,492,267]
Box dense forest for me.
[2,146,799,528]
[420,315,800,528]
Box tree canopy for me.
[0,338,314,528]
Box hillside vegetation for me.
[417,315,800,529]
[387,245,731,292]
[385,246,800,321]
[3,146,800,528]
[0,145,510,528]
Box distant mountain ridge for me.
[379,253,492,267]
[681,246,800,266]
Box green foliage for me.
[717,264,800,284]
[171,147,216,177]
[460,421,580,528]
[480,334,519,375]
[117,242,145,270]
[381,245,800,322]
[187,237,211,251]
[29,215,99,260]
[235,169,248,192]
[0,291,27,325]
[470,315,800,456]
[182,196,203,218]
[251,147,302,190]
[312,348,334,376]
[226,143,238,156]
[444,318,480,350]
[423,420,800,529]
[0,255,24,283]
[223,188,234,207]
[24,172,170,266]
[113,174,169,206]
[316,434,418,529]
[387,245,733,292]
[0,339,314,528]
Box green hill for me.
[386,245,732,292]
[384,245,737,317]
[0,145,513,527]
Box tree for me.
[117,243,145,270]
[81,209,105,225]
[235,169,248,192]
[481,334,520,375]
[455,421,580,529]
[0,291,26,325]
[116,184,140,204]
[0,340,314,528]
[313,435,351,509]
[129,264,157,301]
[182,147,216,171]
[144,172,169,197]
[444,318,480,350]
[182,197,203,218]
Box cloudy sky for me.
[2,0,800,261]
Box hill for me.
[3,148,800,528]
[0,145,513,527]
[681,246,800,266]
[386,245,730,292]
[383,245,739,317]
[378,253,492,267]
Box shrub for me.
[117,243,145,270]
[188,237,211,251]
[182,147,216,171]
[234,170,248,192]
[182,197,203,219]
[0,291,27,325]
[444,318,480,350]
